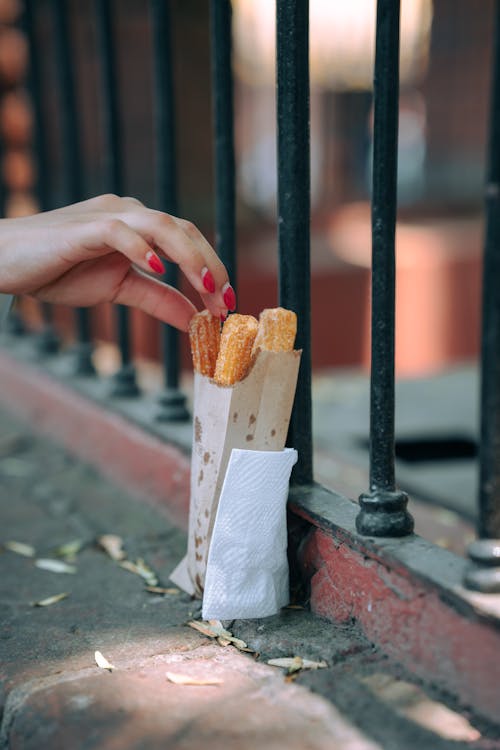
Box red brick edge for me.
[0,349,190,529]
[0,347,499,724]
[294,517,500,724]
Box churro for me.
[213,314,258,386]
[252,307,297,355]
[189,310,221,378]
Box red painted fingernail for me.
[222,283,236,311]
[220,312,227,322]
[146,251,165,275]
[201,266,215,293]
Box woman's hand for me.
[0,194,236,331]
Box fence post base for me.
[464,539,500,593]
[71,342,96,377]
[35,326,60,356]
[156,388,190,422]
[356,489,414,537]
[110,363,140,398]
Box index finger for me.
[121,209,234,317]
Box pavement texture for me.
[1,407,498,750]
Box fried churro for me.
[252,307,297,356]
[213,314,258,386]
[189,310,221,378]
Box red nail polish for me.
[222,283,236,311]
[202,267,215,293]
[146,251,165,275]
[220,312,227,322]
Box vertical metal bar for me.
[51,0,95,375]
[463,6,500,590]
[478,0,500,540]
[276,0,312,485]
[23,0,60,354]
[356,0,413,536]
[95,0,139,396]
[209,0,236,285]
[151,0,189,421]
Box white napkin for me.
[201,447,297,620]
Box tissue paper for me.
[201,447,297,620]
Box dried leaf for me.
[119,559,158,586]
[33,592,70,607]
[53,539,84,560]
[145,586,180,595]
[35,558,77,574]
[4,540,35,557]
[98,534,126,561]
[267,656,328,674]
[94,651,116,671]
[187,620,252,652]
[166,671,222,686]
[0,457,32,477]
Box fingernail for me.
[222,283,236,311]
[220,312,227,322]
[146,250,165,275]
[201,266,215,293]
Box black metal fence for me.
[3,1,500,591]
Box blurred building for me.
[2,0,494,375]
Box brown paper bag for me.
[171,349,301,597]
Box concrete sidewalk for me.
[0,407,497,750]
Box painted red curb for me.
[300,526,500,723]
[0,350,190,529]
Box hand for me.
[0,194,236,331]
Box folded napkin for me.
[201,447,297,620]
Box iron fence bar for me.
[464,0,500,594]
[23,0,60,354]
[51,0,95,375]
[151,0,189,421]
[355,0,413,536]
[276,0,312,485]
[95,0,139,397]
[209,0,236,286]
[478,0,500,541]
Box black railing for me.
[95,0,139,397]
[276,0,312,485]
[151,0,189,421]
[3,1,500,591]
[51,0,95,376]
[465,0,500,593]
[356,0,414,537]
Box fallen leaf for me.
[53,539,84,560]
[0,457,32,477]
[187,620,252,652]
[35,558,77,574]
[4,540,35,557]
[94,651,116,671]
[166,671,222,686]
[267,656,328,674]
[119,558,158,586]
[145,586,180,595]
[32,592,70,607]
[97,534,126,561]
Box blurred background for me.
[0,0,492,378]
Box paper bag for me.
[170,348,301,597]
